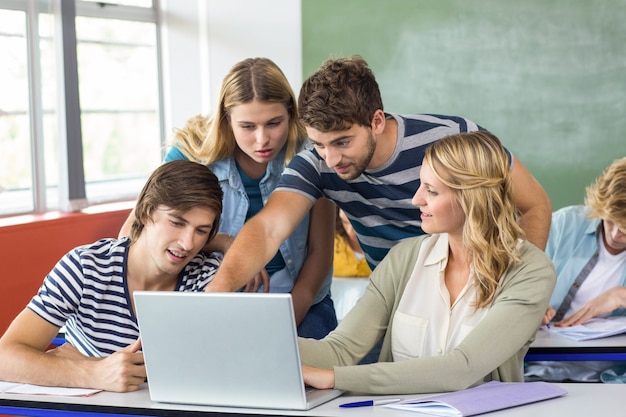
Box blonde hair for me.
[175,58,306,166]
[424,131,524,308]
[585,156,626,226]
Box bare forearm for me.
[291,286,316,325]
[207,191,314,292]
[207,218,281,292]
[0,344,94,388]
[290,242,333,324]
[290,198,335,324]
[203,232,233,255]
[519,204,551,251]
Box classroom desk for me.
[0,383,624,417]
[525,329,626,361]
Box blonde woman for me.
[299,131,556,394]
[122,58,336,339]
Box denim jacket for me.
[547,205,626,315]
[166,147,331,304]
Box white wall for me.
[159,0,302,139]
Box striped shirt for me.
[277,113,500,268]
[28,238,220,357]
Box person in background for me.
[119,58,337,339]
[0,160,223,392]
[542,156,626,326]
[205,55,552,301]
[333,206,371,278]
[298,131,556,394]
[525,156,626,383]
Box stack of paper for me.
[0,380,101,397]
[384,381,567,416]
[547,317,626,341]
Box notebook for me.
[383,381,567,416]
[133,291,344,410]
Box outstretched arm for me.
[510,156,552,250]
[291,198,335,325]
[206,190,315,292]
[0,309,145,392]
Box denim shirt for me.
[165,147,332,304]
[547,205,626,316]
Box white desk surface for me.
[530,328,626,348]
[0,383,624,417]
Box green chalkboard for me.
[302,0,626,210]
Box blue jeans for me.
[297,293,338,340]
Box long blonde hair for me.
[175,57,306,165]
[424,131,525,308]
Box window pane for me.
[0,9,33,215]
[81,0,153,7]
[75,16,161,203]
[40,12,60,210]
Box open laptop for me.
[133,291,344,410]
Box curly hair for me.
[585,156,626,226]
[424,131,524,308]
[174,57,305,166]
[298,55,383,132]
[130,160,223,245]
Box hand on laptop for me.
[302,365,334,390]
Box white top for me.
[569,233,626,314]
[391,234,489,361]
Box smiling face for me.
[140,205,217,279]
[411,161,465,237]
[229,100,290,175]
[602,219,626,255]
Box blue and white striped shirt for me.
[28,238,220,357]
[277,113,505,268]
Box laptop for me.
[133,291,344,410]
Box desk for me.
[526,329,626,361]
[1,383,625,417]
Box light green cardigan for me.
[299,234,556,394]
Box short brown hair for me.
[130,160,223,244]
[298,55,383,132]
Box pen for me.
[339,398,402,408]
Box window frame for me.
[0,0,164,216]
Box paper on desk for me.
[0,380,101,396]
[383,381,567,416]
[547,316,626,341]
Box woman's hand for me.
[302,365,335,389]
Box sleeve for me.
[317,243,556,394]
[275,150,324,202]
[180,252,222,292]
[298,238,422,367]
[27,249,85,327]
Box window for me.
[0,0,163,217]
